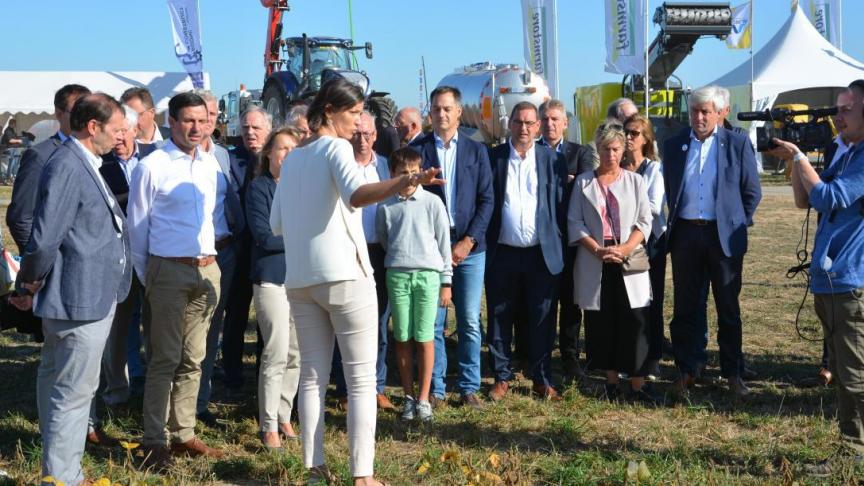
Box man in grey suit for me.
[7,84,91,253]
[12,93,131,486]
[194,89,246,426]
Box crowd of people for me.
[4,75,864,485]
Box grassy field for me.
[0,182,860,485]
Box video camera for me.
[737,106,838,152]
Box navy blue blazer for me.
[410,130,494,253]
[100,143,157,215]
[486,142,568,275]
[18,140,132,321]
[246,172,285,284]
[663,127,762,257]
[6,133,63,252]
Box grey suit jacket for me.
[17,140,132,321]
[6,133,63,252]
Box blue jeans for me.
[432,251,485,398]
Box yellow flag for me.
[726,2,752,49]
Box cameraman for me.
[771,80,864,472]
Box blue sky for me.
[1,0,861,112]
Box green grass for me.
[0,190,861,484]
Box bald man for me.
[395,107,423,146]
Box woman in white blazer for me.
[270,78,441,485]
[567,119,655,403]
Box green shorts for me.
[385,269,440,343]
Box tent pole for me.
[644,0,649,115]
[838,0,843,50]
[749,0,755,110]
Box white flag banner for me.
[800,0,841,48]
[521,0,559,98]
[604,0,646,75]
[167,0,205,88]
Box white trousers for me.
[39,302,116,486]
[254,284,300,432]
[287,277,378,477]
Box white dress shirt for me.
[127,139,224,278]
[270,136,372,289]
[679,126,719,221]
[434,131,458,226]
[358,153,383,243]
[499,141,539,247]
[136,121,164,144]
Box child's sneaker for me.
[401,396,416,421]
[416,400,433,422]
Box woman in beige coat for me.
[567,119,655,403]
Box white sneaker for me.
[401,396,416,421]
[416,400,433,422]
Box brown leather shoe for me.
[429,395,446,409]
[460,393,484,410]
[170,437,225,458]
[139,444,172,471]
[532,384,563,401]
[376,393,395,411]
[728,376,750,400]
[818,367,833,386]
[86,428,119,447]
[488,381,509,402]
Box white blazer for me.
[270,136,372,289]
[567,169,652,310]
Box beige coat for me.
[567,170,652,310]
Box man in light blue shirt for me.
[773,80,864,473]
[663,85,761,400]
[435,129,458,226]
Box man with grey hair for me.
[607,97,639,122]
[537,98,595,379]
[331,110,394,410]
[221,105,272,398]
[663,84,761,400]
[395,107,424,146]
[193,89,247,426]
[86,104,157,446]
[285,102,310,140]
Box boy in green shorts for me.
[376,147,452,422]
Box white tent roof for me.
[712,6,864,108]
[0,71,210,115]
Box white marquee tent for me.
[711,5,864,167]
[0,71,209,140]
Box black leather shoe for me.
[196,410,221,428]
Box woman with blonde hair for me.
[568,119,655,403]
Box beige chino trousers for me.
[142,257,220,446]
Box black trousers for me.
[669,221,745,378]
[584,262,650,375]
[558,245,583,364]
[221,233,257,389]
[646,232,668,361]
[486,245,559,386]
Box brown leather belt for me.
[215,235,234,251]
[164,255,217,267]
[679,218,716,226]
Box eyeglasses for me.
[511,120,538,128]
[625,129,642,138]
[353,131,375,140]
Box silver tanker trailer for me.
[436,62,551,145]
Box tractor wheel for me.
[262,82,288,125]
[367,95,398,129]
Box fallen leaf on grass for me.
[119,441,140,450]
[417,461,430,475]
[487,453,501,468]
[440,449,460,462]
